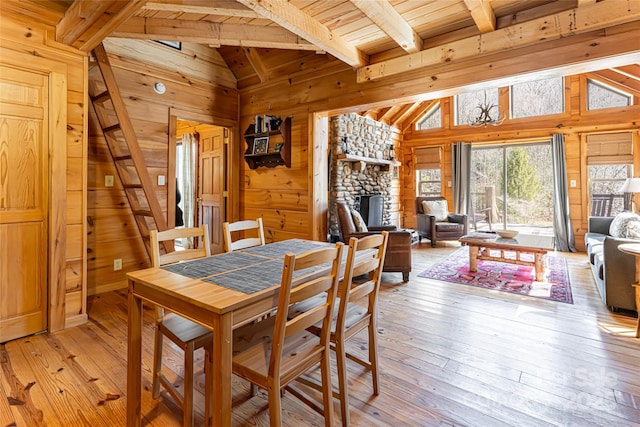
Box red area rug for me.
[417,247,573,304]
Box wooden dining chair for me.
[222,218,266,252]
[289,232,389,426]
[149,224,212,427]
[232,243,344,427]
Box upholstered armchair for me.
[415,196,467,247]
[336,201,412,281]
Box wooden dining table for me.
[126,239,332,427]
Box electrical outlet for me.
[447,181,452,188]
[105,175,114,187]
[114,258,122,271]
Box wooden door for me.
[0,66,49,343]
[198,127,226,254]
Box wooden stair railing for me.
[89,43,169,257]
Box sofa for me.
[584,216,638,312]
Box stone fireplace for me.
[329,113,399,240]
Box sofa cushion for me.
[589,243,603,265]
[435,222,464,232]
[609,211,640,238]
[627,220,640,239]
[422,200,448,221]
[350,209,368,232]
[585,233,606,253]
[593,251,605,281]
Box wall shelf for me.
[243,117,291,169]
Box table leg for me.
[534,253,545,281]
[127,281,142,427]
[469,245,478,272]
[210,312,233,427]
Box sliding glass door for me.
[470,143,554,235]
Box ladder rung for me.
[133,210,153,216]
[91,91,111,104]
[103,124,121,133]
[114,155,133,161]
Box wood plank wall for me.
[0,7,88,330]
[238,23,640,250]
[87,40,239,295]
[400,75,640,251]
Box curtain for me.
[452,142,471,215]
[551,134,576,252]
[180,132,198,248]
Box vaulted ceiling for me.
[11,0,640,128]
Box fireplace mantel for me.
[337,153,400,171]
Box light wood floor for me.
[2,243,640,426]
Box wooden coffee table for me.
[459,233,555,281]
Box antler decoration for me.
[470,92,505,127]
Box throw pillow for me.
[351,209,368,232]
[626,220,640,239]
[609,211,640,238]
[422,199,448,222]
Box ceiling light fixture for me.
[153,82,166,94]
[470,92,505,127]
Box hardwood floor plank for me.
[1,247,639,426]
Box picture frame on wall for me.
[253,137,269,154]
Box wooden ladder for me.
[89,43,169,257]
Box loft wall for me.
[400,75,640,251]
[0,5,88,330]
[237,22,640,247]
[87,39,239,295]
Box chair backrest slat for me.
[223,218,266,252]
[269,244,343,376]
[150,224,211,268]
[336,233,388,333]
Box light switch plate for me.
[105,175,114,187]
[158,175,166,186]
[570,179,577,188]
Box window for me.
[587,79,632,110]
[414,147,441,196]
[511,77,564,118]
[417,169,441,196]
[416,103,441,130]
[586,132,633,216]
[455,88,500,126]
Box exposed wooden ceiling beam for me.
[590,70,640,94]
[576,0,598,6]
[236,0,368,68]
[463,0,496,33]
[56,0,146,52]
[142,1,260,18]
[358,1,640,83]
[349,0,422,53]
[392,101,425,129]
[111,17,319,51]
[379,105,403,124]
[403,100,440,132]
[243,48,269,83]
[612,64,640,82]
